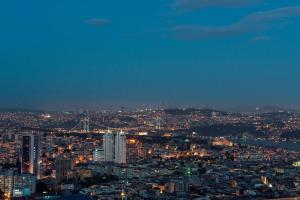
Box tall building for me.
[0,169,36,199]
[21,132,41,179]
[13,173,36,198]
[103,132,114,162]
[114,131,127,164]
[45,135,53,153]
[55,158,73,182]
[0,170,14,199]
[127,139,144,163]
[93,148,104,163]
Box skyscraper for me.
[21,132,41,179]
[0,170,14,199]
[55,158,73,182]
[103,132,114,162]
[0,169,36,199]
[114,131,127,164]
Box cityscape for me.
[1,0,300,199]
[1,108,300,199]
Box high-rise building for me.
[13,173,36,197]
[55,158,73,182]
[114,131,127,164]
[21,132,41,179]
[93,148,104,163]
[0,170,14,199]
[103,132,114,162]
[127,139,144,163]
[0,169,36,199]
[45,135,53,153]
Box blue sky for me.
[0,0,300,110]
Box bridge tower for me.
[155,117,161,130]
[83,117,90,133]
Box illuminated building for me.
[114,131,127,164]
[121,189,126,200]
[0,170,14,199]
[0,170,36,199]
[20,132,41,179]
[127,139,144,163]
[45,135,53,153]
[212,138,233,147]
[293,161,300,167]
[93,148,104,163]
[103,132,114,162]
[13,173,36,197]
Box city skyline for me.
[2,95,300,199]
[1,0,300,196]
[1,0,300,109]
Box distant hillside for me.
[164,108,230,116]
[188,123,258,137]
[226,105,286,114]
[0,108,45,113]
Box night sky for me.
[1,0,300,110]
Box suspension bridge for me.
[69,117,116,133]
[68,116,163,133]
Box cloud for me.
[251,35,271,43]
[85,18,112,27]
[172,0,261,12]
[171,6,300,40]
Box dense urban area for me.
[1,107,300,200]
